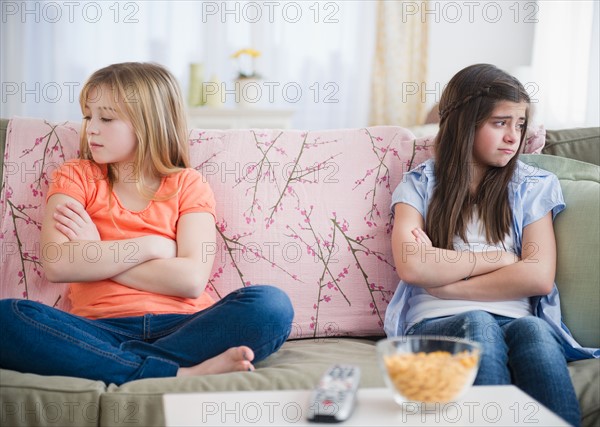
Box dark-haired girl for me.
[385,64,597,426]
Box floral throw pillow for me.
[187,126,418,338]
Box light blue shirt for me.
[384,159,599,361]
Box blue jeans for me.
[407,310,580,427]
[0,285,294,386]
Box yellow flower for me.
[231,48,261,59]
[231,48,262,79]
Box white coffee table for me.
[163,385,569,426]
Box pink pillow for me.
[523,124,546,154]
[188,126,416,338]
[1,118,80,311]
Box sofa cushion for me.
[568,359,600,427]
[168,126,420,339]
[98,338,383,427]
[543,127,600,166]
[0,369,106,427]
[1,119,80,310]
[521,154,600,349]
[523,124,547,154]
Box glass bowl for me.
[376,336,481,405]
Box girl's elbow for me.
[43,261,67,283]
[532,272,555,296]
[395,260,423,285]
[393,240,429,285]
[537,280,554,296]
[182,285,203,299]
[42,243,78,282]
[45,270,62,283]
[180,274,208,299]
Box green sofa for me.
[0,118,598,426]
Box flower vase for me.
[187,63,205,107]
[235,78,261,108]
[203,74,224,108]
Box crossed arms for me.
[391,203,556,301]
[41,194,216,299]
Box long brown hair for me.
[79,62,190,199]
[426,64,531,249]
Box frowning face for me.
[473,100,527,170]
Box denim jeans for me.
[0,285,294,386]
[407,310,580,426]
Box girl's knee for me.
[0,299,29,321]
[245,285,294,321]
[459,310,496,324]
[505,316,558,344]
[456,310,499,331]
[231,286,294,335]
[232,286,294,345]
[413,310,501,344]
[0,299,16,322]
[456,311,503,345]
[1,298,47,319]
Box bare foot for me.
[176,346,255,377]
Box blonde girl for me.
[0,62,294,384]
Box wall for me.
[424,0,536,116]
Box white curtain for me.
[530,1,599,128]
[0,1,376,130]
[369,0,429,127]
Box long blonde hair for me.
[79,62,190,199]
[426,64,531,249]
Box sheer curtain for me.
[0,1,376,130]
[530,1,599,128]
[369,0,429,128]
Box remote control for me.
[306,364,361,423]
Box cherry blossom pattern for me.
[332,212,395,327]
[354,129,402,231]
[406,136,435,171]
[1,120,78,308]
[286,206,352,338]
[235,131,342,229]
[212,218,302,292]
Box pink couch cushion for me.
[523,124,546,154]
[187,126,420,338]
[1,118,545,338]
[1,118,80,309]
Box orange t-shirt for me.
[47,159,217,319]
